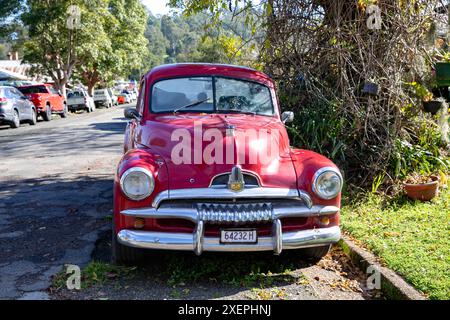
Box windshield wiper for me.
[173,98,210,113]
[222,109,256,115]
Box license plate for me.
[220,229,257,244]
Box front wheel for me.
[60,104,68,118]
[111,222,143,265]
[300,245,331,264]
[42,105,52,121]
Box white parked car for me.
[107,88,118,106]
[93,89,113,108]
[67,89,95,113]
[121,90,136,102]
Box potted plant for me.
[423,97,446,115]
[435,52,450,87]
[408,81,444,114]
[403,173,440,201]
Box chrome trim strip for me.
[122,207,198,223]
[208,171,261,187]
[152,188,301,208]
[298,190,313,208]
[117,226,341,253]
[121,204,340,222]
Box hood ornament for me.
[228,166,245,192]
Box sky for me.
[141,0,174,16]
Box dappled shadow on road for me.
[0,175,113,266]
[89,121,127,133]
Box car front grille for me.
[196,202,272,223]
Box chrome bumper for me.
[118,188,340,255]
[117,225,341,255]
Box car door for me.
[48,86,62,111]
[6,88,25,120]
[12,88,31,119]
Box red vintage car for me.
[18,84,67,121]
[113,63,343,264]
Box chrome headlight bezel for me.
[312,167,343,200]
[120,167,155,201]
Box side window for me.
[48,86,57,95]
[136,81,145,114]
[12,88,24,98]
[4,89,12,99]
[5,89,16,99]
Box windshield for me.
[150,77,274,116]
[18,86,48,94]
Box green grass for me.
[162,253,302,289]
[52,262,136,290]
[341,184,450,300]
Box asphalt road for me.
[0,105,382,300]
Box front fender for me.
[114,148,169,233]
[290,149,342,208]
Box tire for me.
[111,220,143,265]
[300,245,331,264]
[28,109,37,125]
[10,110,20,128]
[60,104,68,118]
[42,104,52,121]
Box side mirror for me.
[124,107,140,120]
[281,111,294,124]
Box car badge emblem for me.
[226,125,236,137]
[228,166,245,192]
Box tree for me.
[21,0,149,96]
[75,0,148,94]
[21,0,99,96]
[0,0,24,36]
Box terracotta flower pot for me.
[403,176,439,201]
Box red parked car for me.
[113,63,343,264]
[18,84,67,121]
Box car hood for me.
[135,113,298,190]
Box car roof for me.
[144,63,274,87]
[18,83,49,88]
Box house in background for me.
[0,51,49,86]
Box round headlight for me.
[312,167,343,200]
[120,167,155,201]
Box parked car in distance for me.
[18,84,67,121]
[107,88,118,106]
[121,90,135,102]
[118,93,131,104]
[0,86,37,128]
[67,89,95,113]
[112,63,343,264]
[93,89,113,108]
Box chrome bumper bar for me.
[117,225,341,255]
